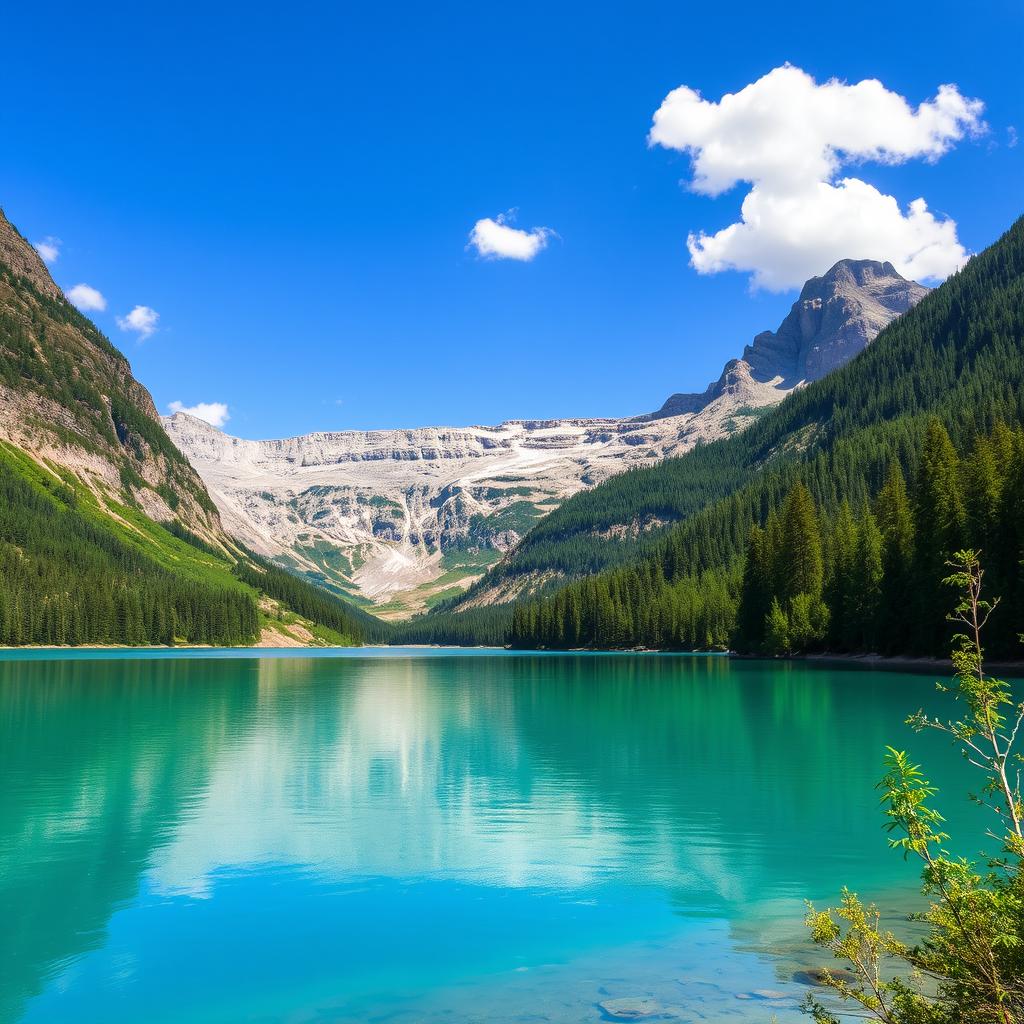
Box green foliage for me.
[787,591,830,651]
[804,554,1024,1024]
[497,417,1024,654]
[0,439,381,648]
[161,518,225,559]
[764,598,791,656]
[0,446,259,646]
[0,248,215,519]
[0,222,388,648]
[779,481,824,600]
[391,604,513,647]
[850,507,884,651]
[233,555,388,645]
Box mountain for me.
[652,259,929,419]
[164,259,925,617]
[162,412,694,618]
[0,208,220,537]
[417,215,1024,656]
[0,208,379,647]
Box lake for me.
[0,650,1002,1023]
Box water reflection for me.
[0,659,256,1022]
[0,654,983,1023]
[152,656,933,897]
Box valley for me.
[165,259,926,616]
[4,24,1020,1024]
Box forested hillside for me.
[412,214,1024,655]
[0,435,385,647]
[454,217,1024,607]
[0,209,383,647]
[0,209,223,538]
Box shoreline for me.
[795,651,1024,676]
[1,644,1021,676]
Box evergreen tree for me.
[849,506,883,651]
[962,432,1002,559]
[778,482,824,602]
[875,462,915,654]
[913,419,966,652]
[764,598,790,656]
[824,500,858,650]
[734,525,770,653]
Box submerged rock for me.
[598,997,665,1020]
[794,966,859,986]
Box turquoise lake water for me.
[0,650,1005,1023]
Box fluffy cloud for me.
[66,283,107,311]
[649,65,985,290]
[168,401,230,428]
[117,305,160,339]
[468,211,553,261]
[34,237,61,264]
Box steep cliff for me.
[655,259,929,419]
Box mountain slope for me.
[417,214,1024,650]
[448,261,929,606]
[0,208,381,647]
[165,260,924,617]
[163,412,703,619]
[0,209,223,538]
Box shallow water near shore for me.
[0,650,1006,1023]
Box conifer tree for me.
[875,461,915,654]
[913,419,966,651]
[764,597,790,656]
[779,482,824,602]
[824,500,858,649]
[962,433,1002,555]
[734,525,770,653]
[850,506,883,651]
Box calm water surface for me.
[0,650,1003,1023]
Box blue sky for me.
[2,1,1021,438]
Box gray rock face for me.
[161,412,691,618]
[656,259,928,418]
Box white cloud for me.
[34,236,61,264]
[468,211,554,261]
[117,304,160,339]
[168,401,230,428]
[649,65,985,290]
[65,283,107,311]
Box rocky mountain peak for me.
[0,208,62,300]
[656,258,929,419]
[811,258,901,290]
[745,258,929,384]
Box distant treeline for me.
[234,554,387,644]
[446,216,1024,635]
[391,604,512,647]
